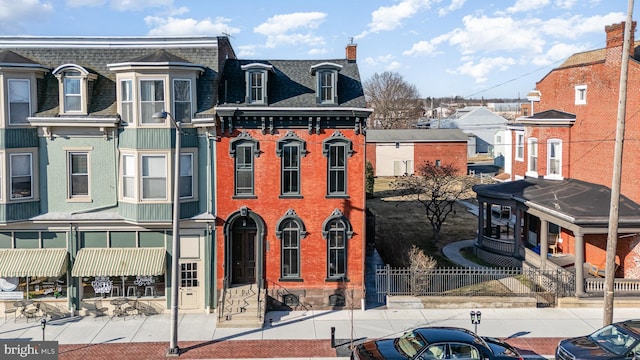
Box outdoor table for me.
[110,298,129,317]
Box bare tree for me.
[364,72,423,129]
[391,161,474,242]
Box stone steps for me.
[217,284,265,328]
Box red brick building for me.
[474,22,640,296]
[365,129,468,176]
[213,45,371,320]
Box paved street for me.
[1,306,638,359]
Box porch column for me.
[514,209,522,257]
[540,219,549,266]
[485,202,492,236]
[477,201,484,247]
[575,233,585,296]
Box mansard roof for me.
[216,58,367,110]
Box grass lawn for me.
[367,176,478,267]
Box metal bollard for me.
[331,326,336,348]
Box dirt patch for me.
[367,177,478,267]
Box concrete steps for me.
[217,284,265,328]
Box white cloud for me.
[386,61,402,71]
[363,54,396,66]
[438,0,466,17]
[531,42,588,66]
[506,0,551,13]
[110,0,172,11]
[451,57,516,83]
[0,0,53,31]
[308,48,328,55]
[447,15,546,55]
[555,0,577,8]
[356,0,434,39]
[145,16,240,36]
[66,0,105,7]
[253,12,326,48]
[237,45,257,57]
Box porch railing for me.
[481,235,515,256]
[585,278,640,293]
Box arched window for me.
[276,131,306,196]
[229,132,260,197]
[322,209,353,280]
[322,131,353,197]
[276,209,306,280]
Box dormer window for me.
[310,62,342,104]
[241,63,273,105]
[53,64,96,115]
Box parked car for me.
[556,319,640,360]
[351,326,522,360]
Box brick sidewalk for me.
[57,337,561,359]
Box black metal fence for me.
[375,266,575,307]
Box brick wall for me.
[215,128,365,309]
[414,142,467,175]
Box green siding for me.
[119,128,172,149]
[0,128,39,148]
[110,231,136,247]
[81,232,107,248]
[5,202,40,221]
[42,232,66,248]
[140,231,166,248]
[39,135,118,214]
[0,232,11,248]
[15,232,39,248]
[119,202,172,222]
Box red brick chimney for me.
[346,41,357,62]
[605,21,636,56]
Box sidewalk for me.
[1,307,637,359]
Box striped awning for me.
[71,247,166,277]
[0,248,68,278]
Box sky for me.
[0,0,636,99]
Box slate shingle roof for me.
[474,177,640,226]
[216,59,367,109]
[365,129,468,143]
[0,38,227,118]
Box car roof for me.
[414,327,484,345]
[618,320,640,336]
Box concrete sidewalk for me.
[1,307,637,359]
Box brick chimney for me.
[346,41,357,62]
[605,21,636,56]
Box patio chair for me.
[4,302,18,323]
[22,302,40,323]
[94,300,109,320]
[548,234,559,255]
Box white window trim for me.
[172,78,193,123]
[575,85,587,105]
[179,152,195,200]
[53,65,96,115]
[67,150,91,202]
[119,79,134,124]
[317,70,337,104]
[545,139,563,180]
[9,152,34,201]
[526,138,538,178]
[120,150,196,203]
[8,79,31,126]
[515,132,524,162]
[246,70,267,104]
[141,154,168,201]
[139,78,167,126]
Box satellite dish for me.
[0,277,18,291]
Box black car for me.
[351,326,522,360]
[556,319,640,360]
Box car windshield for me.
[589,324,638,355]
[396,330,428,358]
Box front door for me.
[231,218,256,284]
[178,261,200,310]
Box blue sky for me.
[0,0,635,99]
